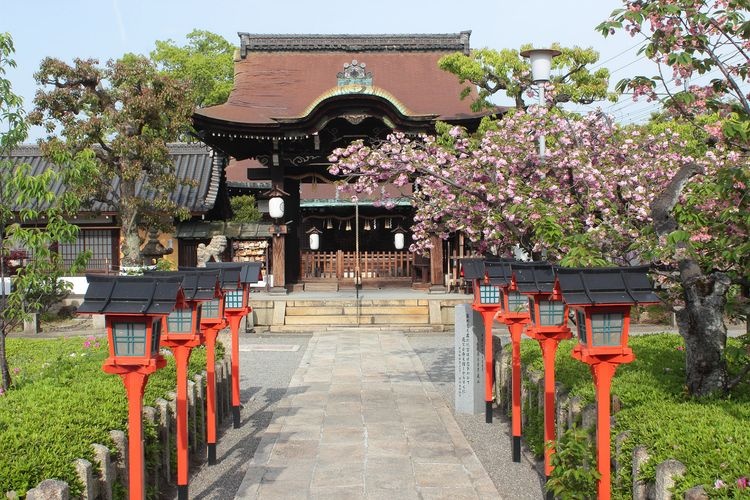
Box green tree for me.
[230,194,262,223]
[438,43,616,111]
[150,29,234,108]
[29,54,195,267]
[0,33,92,391]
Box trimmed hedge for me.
[519,334,750,498]
[0,336,209,497]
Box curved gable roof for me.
[194,32,485,130]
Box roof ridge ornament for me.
[337,60,373,87]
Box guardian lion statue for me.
[196,235,228,267]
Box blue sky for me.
[2,0,662,140]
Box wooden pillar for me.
[429,235,445,291]
[270,229,286,292]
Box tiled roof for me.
[238,32,472,56]
[194,32,487,129]
[554,266,660,306]
[5,143,219,214]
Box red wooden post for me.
[505,317,528,462]
[203,323,222,465]
[121,370,148,500]
[480,309,498,423]
[592,361,617,500]
[540,337,559,477]
[171,345,192,497]
[227,313,243,427]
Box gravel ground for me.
[408,333,546,499]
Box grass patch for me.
[519,334,750,498]
[0,336,209,497]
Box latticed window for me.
[225,290,244,309]
[538,300,566,326]
[167,308,193,333]
[202,299,221,319]
[590,313,624,346]
[575,310,587,344]
[150,319,162,355]
[112,322,147,356]
[479,285,500,304]
[58,229,118,273]
[507,291,528,313]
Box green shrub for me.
[546,426,600,499]
[519,334,750,498]
[0,337,210,497]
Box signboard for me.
[454,303,485,414]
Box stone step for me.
[303,282,339,292]
[285,305,428,316]
[284,313,430,326]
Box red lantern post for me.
[147,270,220,499]
[555,266,659,500]
[498,265,531,463]
[78,276,183,500]
[512,262,571,490]
[183,266,227,465]
[207,262,263,428]
[462,258,505,423]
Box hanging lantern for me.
[364,219,371,231]
[345,220,352,231]
[307,227,322,250]
[392,226,407,250]
[326,218,333,229]
[263,186,289,220]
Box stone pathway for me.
[235,331,501,499]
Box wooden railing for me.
[301,250,414,281]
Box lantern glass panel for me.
[225,290,244,309]
[151,318,162,355]
[590,312,624,346]
[202,298,220,319]
[479,284,501,304]
[575,310,587,345]
[539,300,566,326]
[507,291,528,313]
[167,308,193,333]
[112,322,146,357]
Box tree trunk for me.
[651,161,730,397]
[119,198,142,268]
[676,272,730,397]
[0,331,10,391]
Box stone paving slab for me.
[236,330,502,499]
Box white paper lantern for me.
[394,232,405,250]
[268,196,284,219]
[309,232,320,250]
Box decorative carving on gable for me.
[337,60,373,87]
[343,114,368,125]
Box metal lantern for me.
[555,265,660,500]
[555,266,660,358]
[512,262,568,331]
[77,275,184,500]
[206,261,263,429]
[79,275,184,366]
[512,262,571,485]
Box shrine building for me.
[192,32,493,292]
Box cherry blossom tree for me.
[330,103,746,397]
[599,0,750,396]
